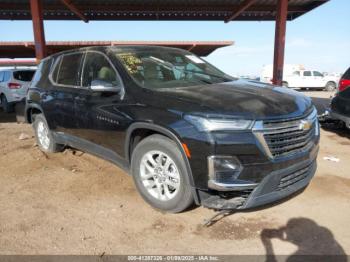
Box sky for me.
[1,0,349,77]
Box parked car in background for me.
[284,70,338,91]
[329,67,350,129]
[261,64,339,91]
[26,46,319,213]
[0,68,35,112]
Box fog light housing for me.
[208,156,242,184]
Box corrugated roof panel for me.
[0,0,329,21]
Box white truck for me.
[260,64,339,91]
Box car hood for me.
[150,79,313,120]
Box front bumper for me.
[330,111,350,127]
[242,156,316,209]
[200,145,318,210]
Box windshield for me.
[114,49,234,89]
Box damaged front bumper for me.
[199,153,317,211]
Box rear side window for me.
[303,71,311,76]
[342,67,350,79]
[3,71,11,82]
[0,71,4,82]
[53,53,84,86]
[31,58,53,89]
[13,70,35,81]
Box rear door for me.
[48,52,85,136]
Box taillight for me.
[8,82,21,89]
[338,79,350,92]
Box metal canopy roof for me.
[0,41,234,58]
[0,0,328,21]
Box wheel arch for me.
[125,122,195,187]
[126,122,199,204]
[326,80,337,86]
[25,104,45,123]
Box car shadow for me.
[0,101,26,123]
[0,109,17,123]
[261,217,347,261]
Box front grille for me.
[262,110,317,158]
[277,164,313,191]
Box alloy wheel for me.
[139,150,181,201]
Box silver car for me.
[0,69,35,113]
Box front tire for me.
[131,134,194,213]
[33,114,63,153]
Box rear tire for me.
[325,82,336,92]
[1,95,14,113]
[33,114,64,153]
[131,134,194,213]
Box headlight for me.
[184,115,253,131]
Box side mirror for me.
[90,79,121,93]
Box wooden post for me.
[272,0,288,86]
[30,0,47,62]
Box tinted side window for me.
[31,62,44,87]
[303,71,311,77]
[82,52,120,87]
[56,53,84,86]
[0,71,4,82]
[293,71,300,76]
[13,70,35,81]
[342,67,350,79]
[4,71,11,82]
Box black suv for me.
[26,46,319,213]
[329,67,350,129]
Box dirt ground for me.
[0,90,349,257]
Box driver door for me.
[73,51,129,156]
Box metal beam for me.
[225,0,256,23]
[30,0,47,62]
[187,44,196,52]
[272,0,288,86]
[0,3,308,12]
[60,0,88,22]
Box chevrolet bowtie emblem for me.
[299,120,312,131]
